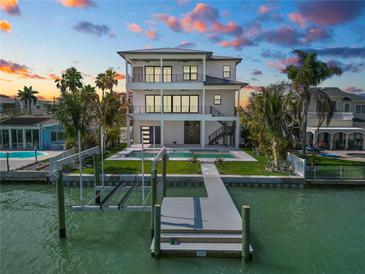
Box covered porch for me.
[307,127,365,150]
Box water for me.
[0,151,46,159]
[127,150,236,159]
[1,184,364,274]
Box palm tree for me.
[55,67,83,96]
[95,72,107,99]
[17,86,38,115]
[242,82,295,169]
[285,50,342,157]
[95,69,119,99]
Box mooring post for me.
[150,168,157,239]
[6,152,10,172]
[93,154,101,204]
[154,204,161,258]
[57,168,66,239]
[242,205,252,261]
[162,153,167,197]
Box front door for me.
[140,126,160,144]
[184,121,200,144]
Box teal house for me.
[0,117,64,150]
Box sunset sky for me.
[1,0,365,103]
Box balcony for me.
[127,74,203,83]
[307,112,354,120]
[130,105,208,114]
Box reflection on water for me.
[1,185,364,274]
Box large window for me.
[51,131,64,142]
[356,104,365,113]
[223,65,231,78]
[145,95,161,113]
[145,66,171,82]
[183,66,198,81]
[163,95,199,113]
[0,129,10,149]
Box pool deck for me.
[156,162,245,257]
[0,151,62,171]
[107,144,257,162]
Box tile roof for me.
[311,87,365,101]
[204,75,248,86]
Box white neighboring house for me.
[118,48,247,148]
[306,87,365,150]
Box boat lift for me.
[55,145,168,239]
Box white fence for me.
[49,147,77,177]
[287,152,307,178]
[306,166,365,180]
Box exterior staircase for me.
[209,106,235,145]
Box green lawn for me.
[217,148,290,176]
[308,156,364,166]
[81,160,201,174]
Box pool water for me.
[0,151,46,159]
[1,185,364,274]
[127,150,236,159]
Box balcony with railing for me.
[129,105,233,116]
[307,112,354,120]
[127,73,203,83]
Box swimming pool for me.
[0,151,47,159]
[126,150,236,159]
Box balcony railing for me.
[307,112,354,120]
[127,74,203,83]
[129,105,235,116]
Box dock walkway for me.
[158,163,243,257]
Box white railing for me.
[287,152,307,178]
[49,147,77,176]
[306,166,365,179]
[307,112,354,120]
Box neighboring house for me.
[0,116,64,150]
[18,98,54,116]
[118,91,133,114]
[306,87,365,150]
[0,95,20,118]
[118,48,247,148]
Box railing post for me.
[162,153,167,198]
[150,168,157,239]
[242,205,252,262]
[57,168,66,239]
[153,204,161,258]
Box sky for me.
[1,0,365,104]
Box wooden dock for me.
[152,163,244,257]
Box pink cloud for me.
[258,4,273,15]
[176,41,196,48]
[267,57,298,72]
[303,27,331,43]
[0,59,46,79]
[59,0,95,8]
[145,29,157,39]
[219,36,254,50]
[155,13,183,32]
[0,0,21,15]
[212,21,243,36]
[288,12,305,28]
[127,23,143,33]
[346,86,363,93]
[0,20,11,32]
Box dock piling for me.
[57,168,66,238]
[242,205,252,261]
[154,204,161,258]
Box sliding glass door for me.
[163,95,199,113]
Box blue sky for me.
[1,0,365,100]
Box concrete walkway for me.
[161,163,241,233]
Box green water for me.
[126,150,236,159]
[1,184,364,274]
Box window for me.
[356,104,365,113]
[145,95,161,113]
[213,94,222,105]
[223,65,231,78]
[344,103,350,112]
[183,65,198,81]
[145,66,171,82]
[51,131,64,142]
[163,95,199,113]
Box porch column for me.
[203,57,206,81]
[161,120,164,146]
[237,89,241,117]
[160,89,163,113]
[345,133,349,150]
[329,133,333,150]
[313,130,318,146]
[202,88,205,114]
[160,58,163,83]
[22,129,26,149]
[235,120,240,148]
[201,120,206,148]
[8,129,12,149]
[126,88,130,147]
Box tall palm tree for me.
[95,72,107,99]
[285,50,342,157]
[242,82,295,169]
[17,86,38,115]
[95,69,119,99]
[55,67,83,96]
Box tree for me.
[242,82,295,169]
[95,69,119,99]
[17,86,38,115]
[285,50,342,157]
